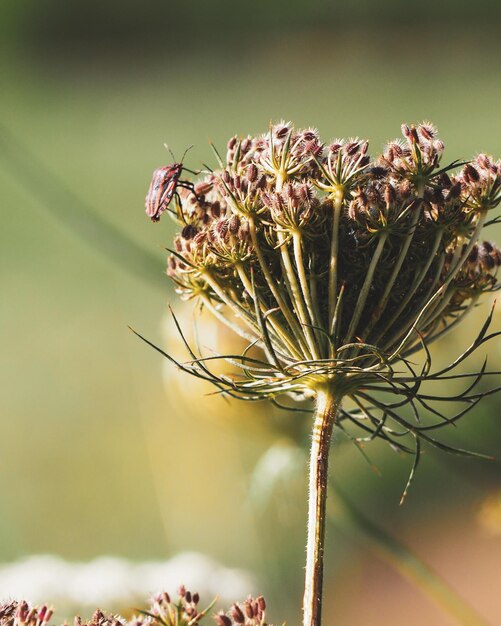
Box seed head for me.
[145,121,501,489]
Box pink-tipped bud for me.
[243,600,254,619]
[195,181,213,196]
[433,139,445,154]
[344,141,360,157]
[214,613,232,626]
[230,605,245,624]
[246,164,258,182]
[229,215,240,235]
[477,154,492,171]
[463,164,480,183]
[418,123,437,141]
[401,123,411,138]
[329,141,342,154]
[274,125,289,139]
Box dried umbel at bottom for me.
[0,593,277,626]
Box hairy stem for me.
[304,388,341,626]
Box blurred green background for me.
[1,2,501,624]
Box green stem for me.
[200,294,259,344]
[328,191,344,338]
[249,216,311,358]
[374,230,443,349]
[278,231,318,360]
[386,212,487,358]
[330,488,489,626]
[234,262,302,360]
[343,232,389,347]
[382,251,446,354]
[293,232,322,347]
[303,387,341,626]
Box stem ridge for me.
[303,389,341,626]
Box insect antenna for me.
[164,143,200,175]
[163,143,177,162]
[180,144,194,162]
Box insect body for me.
[145,163,183,222]
[145,145,197,222]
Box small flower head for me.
[215,596,270,626]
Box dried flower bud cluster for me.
[142,121,501,464]
[0,593,277,626]
[74,611,125,626]
[215,596,268,626]
[160,123,500,395]
[0,602,53,626]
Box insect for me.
[145,145,196,222]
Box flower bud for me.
[181,224,197,240]
[256,174,267,189]
[463,164,480,183]
[214,613,232,626]
[246,164,258,182]
[243,599,254,619]
[229,215,240,235]
[274,124,289,139]
[418,123,437,141]
[477,154,492,171]
[345,141,360,157]
[230,605,245,624]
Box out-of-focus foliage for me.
[3,0,501,56]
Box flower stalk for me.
[304,387,341,626]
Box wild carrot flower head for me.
[143,122,501,478]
